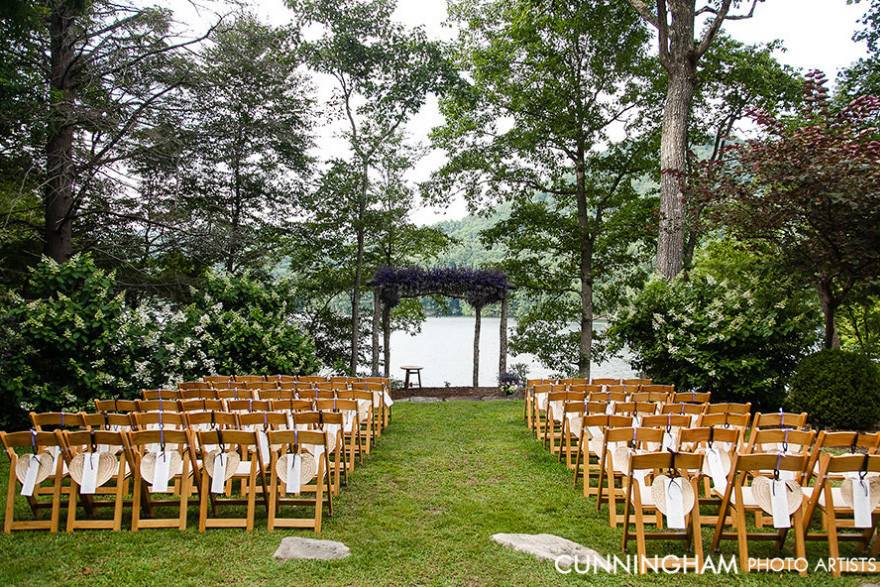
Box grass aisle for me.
[0,401,860,585]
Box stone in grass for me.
[273,537,351,561]
[491,533,610,571]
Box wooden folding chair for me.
[670,391,711,404]
[226,398,272,413]
[803,453,880,576]
[711,452,809,574]
[804,431,880,485]
[545,391,586,453]
[678,426,742,522]
[746,411,809,446]
[314,399,361,472]
[623,378,652,385]
[591,378,621,386]
[95,399,137,413]
[179,398,224,412]
[61,430,129,532]
[214,387,254,401]
[297,375,327,384]
[631,391,671,404]
[179,387,217,400]
[639,414,692,451]
[525,379,553,427]
[531,383,554,437]
[179,380,210,390]
[270,375,297,384]
[659,402,704,426]
[204,375,234,385]
[142,389,179,400]
[259,389,296,401]
[589,389,627,402]
[266,429,328,534]
[640,383,675,394]
[701,402,752,416]
[282,410,342,498]
[195,429,265,532]
[560,401,610,468]
[745,428,816,463]
[351,381,388,437]
[128,428,196,531]
[621,451,705,574]
[338,389,375,455]
[1,430,68,533]
[234,375,266,383]
[606,384,640,397]
[694,412,751,448]
[572,414,632,497]
[134,399,181,413]
[270,399,314,417]
[596,427,665,527]
[30,411,84,432]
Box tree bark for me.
[574,154,593,379]
[349,163,369,375]
[499,296,508,379]
[817,278,840,350]
[382,303,391,379]
[473,305,481,387]
[656,67,696,279]
[371,286,381,376]
[44,2,79,263]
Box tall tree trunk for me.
[656,67,696,279]
[349,164,369,375]
[371,286,381,376]
[499,296,508,379]
[382,303,391,379]
[350,224,365,375]
[817,278,840,350]
[473,305,482,388]
[574,155,593,379]
[44,2,78,263]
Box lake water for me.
[388,316,635,387]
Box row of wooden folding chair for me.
[1,424,347,535]
[553,410,880,576]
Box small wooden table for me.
[401,365,423,390]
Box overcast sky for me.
[175,0,872,224]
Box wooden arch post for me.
[499,294,508,380]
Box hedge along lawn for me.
[0,401,864,586]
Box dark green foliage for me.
[0,255,157,428]
[607,240,821,410]
[787,349,880,430]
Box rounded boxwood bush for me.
[787,349,880,430]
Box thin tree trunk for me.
[817,279,840,350]
[350,163,369,375]
[473,305,481,388]
[382,303,391,379]
[499,296,508,379]
[656,68,696,279]
[44,2,78,263]
[350,224,365,375]
[371,286,381,376]
[574,155,593,379]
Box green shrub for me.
[787,349,880,430]
[607,240,821,410]
[0,255,159,428]
[157,271,321,381]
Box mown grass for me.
[0,401,864,585]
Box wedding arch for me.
[369,266,512,386]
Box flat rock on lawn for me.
[273,537,351,561]
[491,533,609,570]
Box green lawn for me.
[0,401,864,585]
